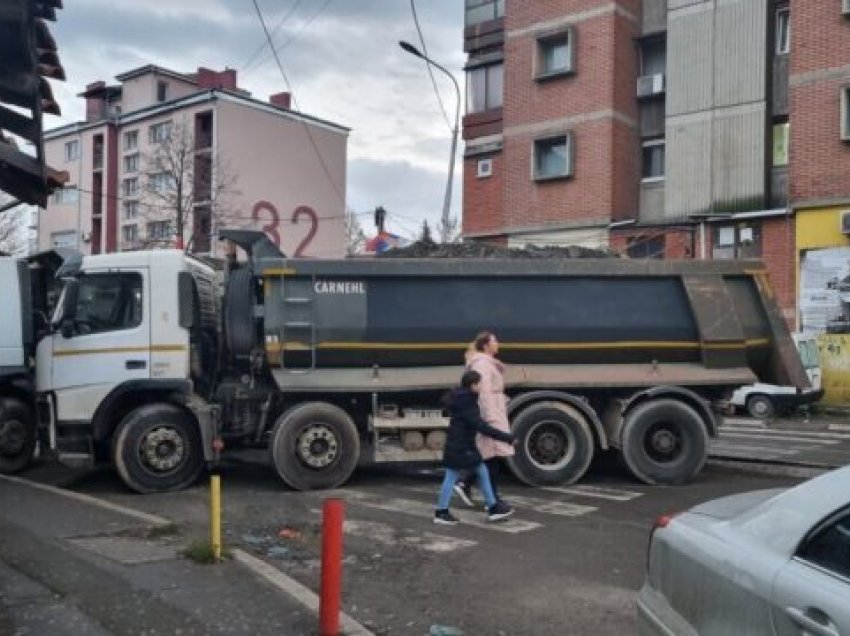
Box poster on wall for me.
[799,247,850,334]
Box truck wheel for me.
[507,401,594,486]
[270,403,360,491]
[746,394,775,419]
[224,267,255,359]
[0,398,36,474]
[621,399,708,486]
[112,404,204,493]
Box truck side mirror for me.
[52,278,80,336]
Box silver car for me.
[638,466,850,636]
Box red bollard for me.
[319,498,345,636]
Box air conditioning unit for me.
[843,0,850,16]
[477,158,493,178]
[637,73,665,98]
[840,210,850,233]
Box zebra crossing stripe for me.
[541,485,644,502]
[340,489,542,534]
[401,485,598,517]
[721,427,850,441]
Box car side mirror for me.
[60,318,75,339]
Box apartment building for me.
[39,65,349,258]
[462,0,850,327]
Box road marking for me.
[718,431,840,445]
[0,474,171,528]
[339,489,542,534]
[401,485,598,517]
[721,426,850,441]
[541,484,645,502]
[709,443,798,456]
[233,549,375,636]
[308,511,477,553]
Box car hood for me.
[689,488,787,520]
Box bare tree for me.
[346,211,367,256]
[0,197,26,255]
[140,119,239,253]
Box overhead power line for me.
[241,0,305,72]
[410,0,453,132]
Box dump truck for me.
[0,230,809,493]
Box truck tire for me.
[270,402,360,491]
[224,266,255,359]
[746,394,775,419]
[0,398,36,474]
[621,399,708,486]
[507,401,594,486]
[112,404,204,493]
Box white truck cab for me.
[730,333,823,418]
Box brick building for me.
[38,65,349,258]
[462,0,850,327]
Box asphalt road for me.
[20,455,802,635]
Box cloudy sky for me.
[49,0,465,240]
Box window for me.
[52,186,80,205]
[123,130,138,151]
[477,158,493,178]
[72,273,143,334]
[627,236,665,259]
[533,134,572,181]
[121,224,139,244]
[773,122,790,167]
[123,153,139,174]
[465,0,504,27]
[466,63,503,113]
[537,31,573,78]
[51,231,77,248]
[712,223,762,259]
[841,86,850,142]
[776,8,790,55]
[642,139,666,181]
[123,201,139,219]
[149,172,171,195]
[122,177,139,198]
[157,80,168,102]
[797,509,850,580]
[640,39,667,77]
[64,140,80,161]
[149,121,173,143]
[147,221,172,241]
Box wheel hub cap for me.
[526,420,574,470]
[142,427,185,472]
[651,430,675,453]
[0,420,25,457]
[298,425,338,468]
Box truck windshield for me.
[798,340,820,369]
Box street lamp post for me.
[399,40,461,243]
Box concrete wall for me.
[120,74,198,114]
[665,0,768,220]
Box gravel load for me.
[378,240,618,259]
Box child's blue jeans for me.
[437,463,497,510]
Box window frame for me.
[72,272,144,335]
[535,29,575,81]
[64,140,80,162]
[121,224,139,244]
[712,223,763,259]
[149,172,172,195]
[776,7,790,56]
[146,220,172,241]
[157,80,169,103]
[123,130,138,151]
[465,0,504,27]
[532,133,574,182]
[641,138,666,183]
[149,121,173,144]
[123,200,139,219]
[466,62,504,114]
[841,86,850,142]
[122,177,139,198]
[476,158,493,179]
[123,153,140,174]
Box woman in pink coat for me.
[456,331,514,506]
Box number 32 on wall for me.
[252,201,319,257]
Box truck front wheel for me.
[270,403,360,491]
[112,404,204,493]
[0,398,36,474]
[621,399,708,485]
[507,401,594,486]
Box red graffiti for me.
[251,201,319,257]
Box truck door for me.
[51,269,150,421]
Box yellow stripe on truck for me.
[53,345,188,357]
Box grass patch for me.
[182,539,229,564]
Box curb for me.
[708,458,831,480]
[233,549,375,636]
[0,474,376,636]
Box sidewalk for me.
[0,476,317,636]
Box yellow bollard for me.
[210,474,222,562]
